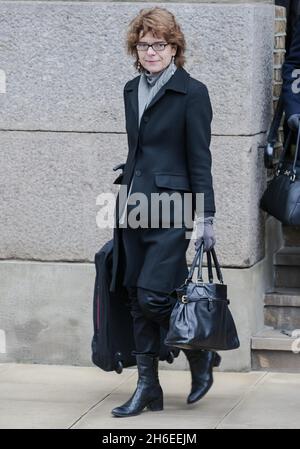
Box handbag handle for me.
[187,240,204,281]
[210,247,224,284]
[207,250,214,283]
[196,241,205,282]
[198,244,214,283]
[185,241,224,284]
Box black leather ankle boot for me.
[183,349,221,404]
[111,354,163,417]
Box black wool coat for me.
[109,66,215,294]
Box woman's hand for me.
[287,114,300,131]
[194,216,216,252]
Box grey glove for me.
[194,216,216,252]
[287,114,300,131]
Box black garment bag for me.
[91,239,179,373]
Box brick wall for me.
[272,6,287,160]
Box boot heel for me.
[147,396,163,411]
[213,352,221,367]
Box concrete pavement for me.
[0,363,299,429]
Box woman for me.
[110,7,220,418]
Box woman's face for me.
[137,30,177,74]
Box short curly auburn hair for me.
[126,7,186,73]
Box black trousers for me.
[127,286,177,356]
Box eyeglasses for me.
[135,42,170,52]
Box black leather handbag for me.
[164,242,240,351]
[260,126,300,225]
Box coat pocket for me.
[154,173,191,192]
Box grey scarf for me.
[138,59,177,126]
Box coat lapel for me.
[124,66,190,131]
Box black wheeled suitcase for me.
[91,239,180,373]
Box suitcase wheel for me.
[166,351,175,364]
[114,353,124,374]
[115,360,123,374]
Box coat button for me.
[135,169,141,176]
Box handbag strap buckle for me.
[196,280,204,285]
[181,295,189,304]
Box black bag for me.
[91,239,179,373]
[164,241,240,351]
[260,126,300,225]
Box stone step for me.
[264,289,300,329]
[251,328,300,372]
[274,248,300,288]
[252,327,300,350]
[265,288,300,306]
[282,225,300,247]
[274,247,300,266]
[274,266,300,288]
